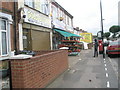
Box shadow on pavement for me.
[108,54,120,58]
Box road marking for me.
[68,68,70,71]
[71,70,76,73]
[104,61,106,63]
[105,64,107,66]
[104,59,105,61]
[79,59,81,60]
[105,68,108,71]
[107,81,110,88]
[106,73,109,77]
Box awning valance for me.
[53,29,82,37]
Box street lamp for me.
[100,0,105,58]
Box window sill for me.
[0,57,9,61]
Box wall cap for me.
[9,54,32,59]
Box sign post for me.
[100,0,105,58]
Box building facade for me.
[0,0,76,52]
[18,0,52,51]
[0,1,16,60]
[51,0,74,49]
[0,0,79,88]
[51,0,73,32]
[0,1,18,89]
[74,27,87,35]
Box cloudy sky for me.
[56,0,119,35]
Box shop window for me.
[24,0,34,8]
[0,19,8,56]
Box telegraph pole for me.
[100,0,105,58]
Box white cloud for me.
[56,0,119,35]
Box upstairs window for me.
[24,0,34,8]
[52,5,57,18]
[41,0,49,15]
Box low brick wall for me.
[10,50,68,88]
[34,50,57,56]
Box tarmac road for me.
[47,49,118,88]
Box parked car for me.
[106,39,120,57]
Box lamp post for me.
[100,0,105,58]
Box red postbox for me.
[98,40,103,54]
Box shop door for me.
[23,29,31,50]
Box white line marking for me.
[68,69,70,71]
[104,59,105,61]
[71,70,76,73]
[105,68,108,71]
[79,59,81,60]
[106,73,109,77]
[104,61,106,63]
[107,81,110,88]
[104,64,107,67]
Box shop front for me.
[52,28,81,49]
[22,24,51,51]
[19,7,52,51]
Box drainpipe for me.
[8,1,17,90]
[14,1,18,55]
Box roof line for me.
[51,0,73,18]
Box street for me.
[47,48,118,88]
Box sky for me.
[55,0,119,35]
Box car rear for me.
[107,40,120,56]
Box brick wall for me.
[1,2,14,14]
[1,1,19,51]
[11,50,68,88]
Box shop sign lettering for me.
[24,7,51,28]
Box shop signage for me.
[66,25,74,32]
[80,33,93,43]
[24,7,51,28]
[53,18,65,30]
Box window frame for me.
[0,19,8,56]
[24,0,34,8]
[41,0,49,15]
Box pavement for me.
[46,48,118,88]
